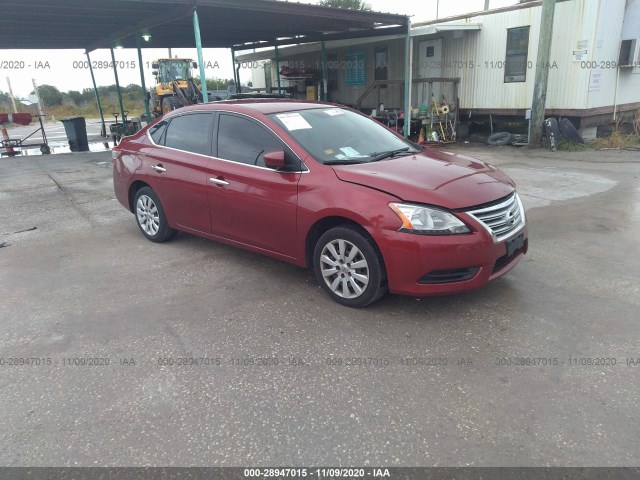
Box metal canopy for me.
[0,0,409,52]
[0,0,412,138]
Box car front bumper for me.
[377,223,528,297]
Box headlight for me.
[389,203,470,235]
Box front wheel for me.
[162,96,182,115]
[133,187,176,243]
[313,226,387,307]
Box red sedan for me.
[113,100,527,307]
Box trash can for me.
[61,117,89,152]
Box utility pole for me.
[6,77,18,113]
[31,79,45,118]
[529,0,556,146]
[484,0,490,10]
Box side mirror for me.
[263,150,286,169]
[152,70,158,76]
[192,62,198,69]
[151,62,159,69]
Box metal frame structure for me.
[0,0,412,137]
[0,114,50,156]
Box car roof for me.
[178,99,340,115]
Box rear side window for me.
[148,120,167,145]
[164,113,214,156]
[217,114,283,167]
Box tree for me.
[31,84,63,107]
[0,90,11,108]
[67,90,84,106]
[204,78,235,91]
[318,0,372,10]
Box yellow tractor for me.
[149,58,203,117]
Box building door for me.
[418,39,443,106]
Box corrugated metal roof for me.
[0,0,409,52]
[411,24,482,37]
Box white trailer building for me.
[238,0,640,132]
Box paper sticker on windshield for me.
[324,108,345,116]
[276,113,312,131]
[340,147,367,158]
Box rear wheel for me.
[133,187,176,243]
[313,226,387,307]
[162,96,182,115]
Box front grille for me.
[418,267,479,284]
[466,193,525,242]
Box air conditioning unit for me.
[618,39,638,67]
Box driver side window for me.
[217,114,285,168]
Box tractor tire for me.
[558,118,584,144]
[162,96,182,115]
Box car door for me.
[207,113,302,258]
[144,112,214,233]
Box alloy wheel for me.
[136,194,160,236]
[319,239,369,299]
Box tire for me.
[313,225,387,307]
[558,118,584,144]
[133,187,176,243]
[487,132,512,146]
[162,96,182,115]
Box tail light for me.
[112,145,123,160]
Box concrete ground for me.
[0,144,639,467]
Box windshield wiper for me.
[368,147,412,162]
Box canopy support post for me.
[86,51,106,137]
[321,41,328,102]
[275,44,281,94]
[193,7,209,103]
[231,49,239,93]
[110,48,126,132]
[136,33,151,122]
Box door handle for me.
[209,177,230,186]
[151,165,167,173]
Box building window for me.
[374,47,388,82]
[505,26,530,83]
[345,51,366,86]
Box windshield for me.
[269,108,418,164]
[158,61,190,83]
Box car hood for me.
[331,149,515,209]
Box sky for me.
[0,0,518,99]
